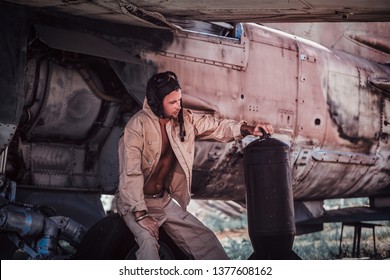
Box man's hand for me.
[252,123,274,137]
[240,123,274,137]
[134,211,159,240]
[138,216,159,240]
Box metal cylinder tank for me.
[244,136,296,259]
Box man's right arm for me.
[117,120,159,239]
[117,120,148,215]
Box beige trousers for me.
[122,192,229,260]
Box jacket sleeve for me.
[117,117,147,214]
[190,111,245,142]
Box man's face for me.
[162,89,182,120]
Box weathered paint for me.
[143,23,390,201]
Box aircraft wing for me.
[5,0,390,26]
[297,206,390,225]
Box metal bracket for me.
[312,149,377,165]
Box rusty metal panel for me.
[151,31,249,70]
[242,39,298,132]
[296,148,312,166]
[296,41,328,143]
[26,61,102,141]
[326,54,383,147]
[235,24,298,137]
[328,71,360,138]
[0,124,17,152]
[265,22,390,64]
[143,27,249,122]
[292,147,315,189]
[19,142,101,190]
[31,144,72,173]
[383,98,390,136]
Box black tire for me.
[0,233,17,259]
[75,213,191,260]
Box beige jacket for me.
[115,99,244,215]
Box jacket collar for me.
[142,98,160,122]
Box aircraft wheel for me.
[75,213,191,260]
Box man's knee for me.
[135,230,156,241]
[134,231,160,260]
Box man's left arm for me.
[191,112,274,141]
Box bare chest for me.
[160,124,174,159]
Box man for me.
[115,71,274,259]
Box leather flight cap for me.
[156,78,180,101]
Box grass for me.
[216,221,390,260]
[188,199,390,260]
[293,221,390,260]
